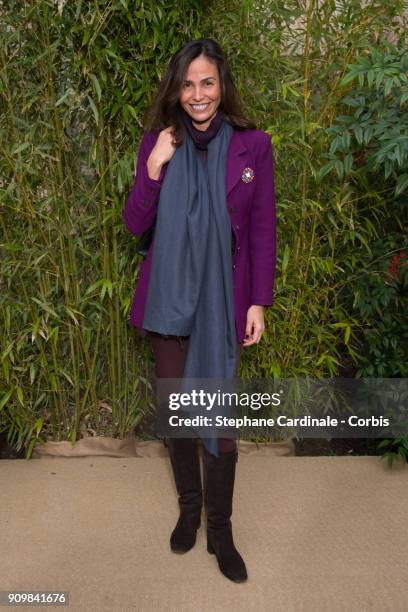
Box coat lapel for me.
[151,128,249,198]
[226,130,248,196]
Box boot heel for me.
[207,540,215,554]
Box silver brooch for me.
[241,167,255,183]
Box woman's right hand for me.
[147,126,177,179]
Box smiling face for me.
[179,54,222,131]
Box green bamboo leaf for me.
[344,325,351,344]
[16,386,24,404]
[384,78,393,96]
[106,48,121,61]
[363,126,373,144]
[75,0,83,19]
[152,28,158,50]
[367,69,375,88]
[341,96,360,107]
[354,126,363,144]
[100,279,113,301]
[377,439,391,449]
[0,390,13,411]
[55,90,71,107]
[355,232,370,252]
[375,70,384,89]
[87,95,99,126]
[49,373,58,391]
[30,363,36,385]
[395,173,408,196]
[60,370,74,387]
[282,244,290,272]
[25,438,36,458]
[397,446,407,459]
[81,28,92,46]
[344,153,353,174]
[48,327,59,346]
[12,142,31,155]
[328,232,334,250]
[400,91,408,105]
[271,362,281,378]
[340,71,358,87]
[111,102,120,119]
[0,243,22,252]
[329,136,340,155]
[90,74,102,102]
[84,280,104,296]
[22,95,40,114]
[65,307,81,325]
[286,84,301,98]
[31,297,60,320]
[36,417,43,436]
[395,144,402,166]
[131,413,143,427]
[2,342,15,361]
[33,253,48,267]
[327,213,338,228]
[318,161,335,179]
[341,132,349,150]
[2,359,9,382]
[117,170,123,193]
[335,159,344,179]
[127,105,138,120]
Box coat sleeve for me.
[248,132,277,307]
[123,131,164,236]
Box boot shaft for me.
[166,437,203,508]
[203,447,238,530]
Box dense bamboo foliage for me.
[1,0,407,457]
[202,0,408,381]
[0,0,203,455]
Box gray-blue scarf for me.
[143,118,236,457]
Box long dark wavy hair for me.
[142,38,256,146]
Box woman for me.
[123,39,276,583]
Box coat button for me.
[235,224,239,230]
[237,245,241,252]
[233,264,236,270]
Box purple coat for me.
[123,127,276,343]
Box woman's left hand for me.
[243,305,265,346]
